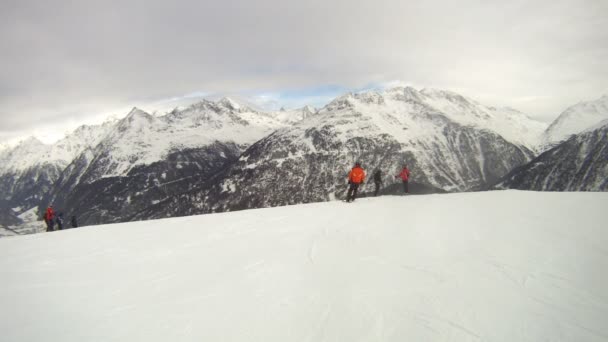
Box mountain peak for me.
[324,93,356,111]
[127,107,149,117]
[354,91,385,105]
[17,136,45,149]
[401,86,423,102]
[217,97,242,111]
[302,105,316,113]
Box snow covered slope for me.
[497,120,608,191]
[543,94,608,146]
[0,191,606,341]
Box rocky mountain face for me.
[0,201,23,227]
[542,94,608,147]
[136,87,537,220]
[496,120,608,191]
[46,144,240,225]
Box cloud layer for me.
[1,0,607,142]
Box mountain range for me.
[1,88,606,232]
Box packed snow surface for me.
[0,191,606,341]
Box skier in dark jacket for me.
[56,213,64,230]
[395,165,411,193]
[346,162,366,202]
[70,215,78,228]
[373,169,383,196]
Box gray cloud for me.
[1,0,607,142]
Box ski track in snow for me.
[0,190,607,341]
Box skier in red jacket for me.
[346,162,366,202]
[396,165,411,193]
[44,206,55,232]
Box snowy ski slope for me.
[0,190,606,341]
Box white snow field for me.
[0,190,606,341]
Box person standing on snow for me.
[70,215,78,228]
[346,162,366,202]
[373,169,383,196]
[45,206,55,232]
[395,164,411,193]
[56,213,64,230]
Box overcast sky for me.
[1,0,607,144]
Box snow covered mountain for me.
[139,87,536,220]
[1,191,606,341]
[0,122,113,226]
[77,99,289,180]
[0,122,114,175]
[1,88,580,228]
[413,88,547,149]
[497,120,608,191]
[542,94,608,146]
[42,98,295,225]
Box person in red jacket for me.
[44,205,55,232]
[346,162,366,202]
[396,165,411,193]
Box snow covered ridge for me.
[542,94,608,146]
[0,88,546,177]
[0,191,606,341]
[497,120,608,191]
[0,122,115,174]
[0,97,305,177]
[58,98,307,179]
[323,86,548,150]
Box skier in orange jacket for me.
[346,162,366,202]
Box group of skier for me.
[39,163,408,228]
[345,162,411,202]
[43,205,77,232]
